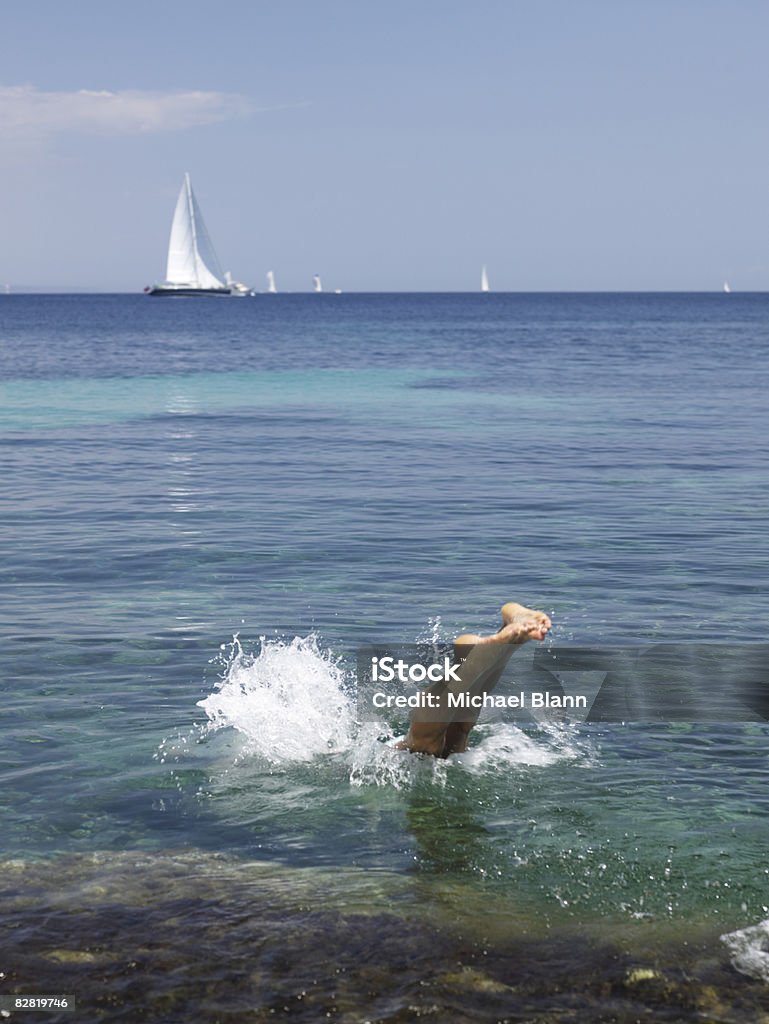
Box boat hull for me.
[147,286,232,297]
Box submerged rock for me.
[722,919,769,982]
[2,850,769,1023]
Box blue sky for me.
[1,0,768,291]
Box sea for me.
[1,292,768,1022]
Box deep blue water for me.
[2,293,769,1019]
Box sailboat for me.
[481,266,490,293]
[266,271,277,294]
[313,274,323,293]
[147,174,231,296]
[723,281,731,293]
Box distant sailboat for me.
[723,281,731,293]
[481,266,490,293]
[266,271,277,294]
[146,174,231,296]
[313,274,323,293]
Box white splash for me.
[452,721,579,771]
[195,634,585,786]
[196,635,356,765]
[721,919,769,982]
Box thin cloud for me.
[0,85,258,136]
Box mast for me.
[184,174,199,287]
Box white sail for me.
[165,174,227,290]
[313,274,323,293]
[266,271,277,293]
[723,281,731,293]
[481,266,490,292]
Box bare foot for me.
[497,602,552,642]
[456,602,552,647]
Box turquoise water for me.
[2,293,769,1021]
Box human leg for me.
[398,602,552,757]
